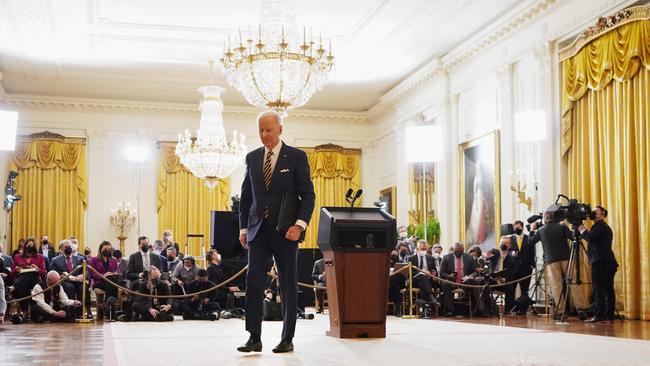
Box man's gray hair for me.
[59,239,71,250]
[256,110,283,126]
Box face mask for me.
[500,244,508,251]
[398,232,407,239]
[514,228,523,235]
[418,250,427,256]
[42,240,48,246]
[64,247,73,256]
[399,250,407,256]
[102,251,112,258]
[167,256,175,261]
[141,245,149,253]
[184,265,192,271]
[25,246,36,254]
[433,252,440,258]
[454,251,462,258]
[166,236,173,243]
[151,278,159,286]
[588,211,597,220]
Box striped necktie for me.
[263,151,273,218]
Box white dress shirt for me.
[32,283,76,314]
[141,251,150,271]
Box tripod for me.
[528,262,547,317]
[556,225,588,323]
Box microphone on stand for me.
[349,189,363,208]
[344,188,354,203]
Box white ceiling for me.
[0,0,521,112]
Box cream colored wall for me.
[365,0,635,246]
[7,107,371,254]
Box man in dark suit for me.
[407,240,439,307]
[50,240,91,318]
[312,258,326,313]
[126,236,162,287]
[580,205,618,322]
[237,110,315,354]
[510,220,535,304]
[39,235,56,270]
[439,242,487,316]
[489,237,519,314]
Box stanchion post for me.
[76,261,94,323]
[544,267,549,318]
[403,262,416,319]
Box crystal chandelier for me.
[220,0,334,117]
[176,71,247,189]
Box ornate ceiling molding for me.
[442,0,557,70]
[379,58,444,109]
[0,93,369,124]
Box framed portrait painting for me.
[379,186,396,217]
[458,130,501,253]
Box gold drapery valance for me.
[561,18,650,157]
[300,144,361,249]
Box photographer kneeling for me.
[579,206,618,322]
[529,209,588,319]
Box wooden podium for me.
[317,207,396,338]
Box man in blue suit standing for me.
[237,110,315,354]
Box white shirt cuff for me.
[240,228,248,235]
[295,220,307,231]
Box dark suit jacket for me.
[50,254,86,275]
[583,220,618,266]
[1,253,12,271]
[439,253,476,281]
[126,252,162,281]
[488,252,519,280]
[39,247,57,264]
[407,254,436,273]
[158,255,169,272]
[511,234,535,269]
[312,258,325,285]
[239,141,316,242]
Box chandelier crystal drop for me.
[220,0,334,117]
[175,84,247,189]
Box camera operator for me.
[579,206,618,322]
[529,209,588,319]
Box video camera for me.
[526,213,544,232]
[550,194,592,227]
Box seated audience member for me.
[312,258,326,313]
[39,235,56,269]
[396,243,410,263]
[152,239,169,272]
[12,238,25,259]
[126,236,162,287]
[132,266,173,322]
[84,247,92,258]
[468,245,483,261]
[439,242,488,317]
[488,236,519,314]
[0,257,12,287]
[407,240,440,307]
[31,271,81,323]
[166,247,181,274]
[12,238,47,315]
[0,276,6,323]
[89,241,120,319]
[431,244,444,274]
[206,250,238,309]
[50,239,91,318]
[113,250,128,277]
[1,243,13,271]
[162,229,181,256]
[171,256,200,295]
[179,269,220,320]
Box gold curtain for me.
[408,162,435,227]
[9,135,87,250]
[300,144,362,249]
[157,144,231,258]
[561,18,650,319]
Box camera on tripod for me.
[550,194,592,227]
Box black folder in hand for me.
[276,192,306,242]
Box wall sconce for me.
[510,169,532,211]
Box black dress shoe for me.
[585,316,607,323]
[272,339,294,353]
[237,337,262,353]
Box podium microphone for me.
[345,188,354,203]
[349,189,363,208]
